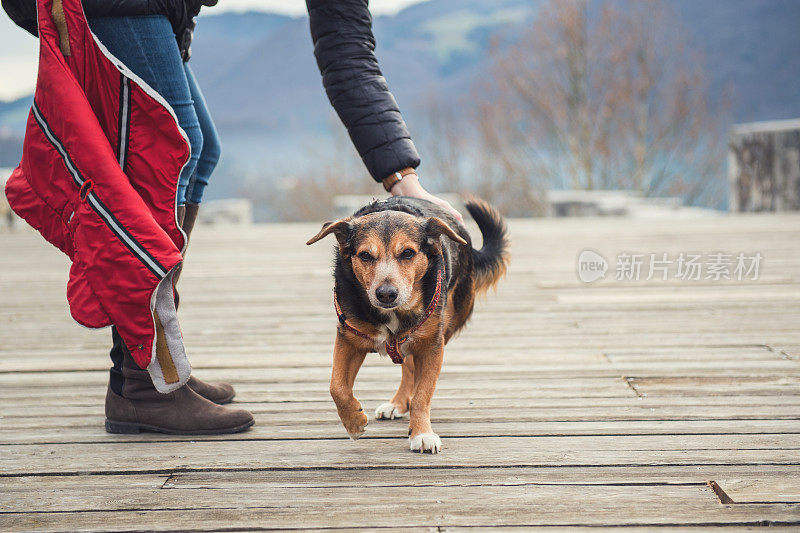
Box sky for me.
[0,0,428,100]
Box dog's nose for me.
[376,284,398,304]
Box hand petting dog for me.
[387,172,464,223]
[307,196,509,453]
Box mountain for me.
[0,95,30,167]
[183,0,534,183]
[188,0,800,132]
[1,0,798,198]
[0,95,32,133]
[669,0,800,123]
[187,0,800,198]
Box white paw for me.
[375,402,408,420]
[343,404,368,440]
[409,432,442,454]
[348,427,366,440]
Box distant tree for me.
[425,0,729,213]
[423,95,541,216]
[237,117,374,222]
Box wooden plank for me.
[4,405,800,435]
[717,478,800,504]
[2,435,799,476]
[0,477,735,516]
[3,366,800,389]
[1,485,798,531]
[2,464,797,512]
[3,418,799,445]
[6,352,800,372]
[3,396,800,418]
[6,391,800,409]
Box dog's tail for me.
[465,198,510,295]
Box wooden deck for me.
[1,213,800,531]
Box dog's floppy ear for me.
[306,218,352,248]
[426,217,467,246]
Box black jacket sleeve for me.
[306,0,420,182]
[1,0,37,36]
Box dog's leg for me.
[408,340,444,453]
[330,332,368,439]
[375,354,414,420]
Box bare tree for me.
[422,97,469,194]
[422,92,544,216]
[238,116,375,222]
[425,0,729,212]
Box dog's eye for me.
[358,251,375,262]
[399,248,416,260]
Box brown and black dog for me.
[307,196,509,453]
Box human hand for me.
[389,173,463,223]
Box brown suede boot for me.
[109,326,235,405]
[174,202,237,405]
[105,364,254,435]
[181,203,199,246]
[187,376,235,404]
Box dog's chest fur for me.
[382,311,400,335]
[374,311,400,357]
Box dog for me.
[306,196,509,453]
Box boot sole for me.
[105,418,254,435]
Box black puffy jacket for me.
[1,0,205,57]
[307,0,420,182]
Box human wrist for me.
[389,173,421,195]
[382,168,417,193]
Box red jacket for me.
[5,0,192,392]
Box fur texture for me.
[307,196,509,453]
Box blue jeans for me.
[88,15,221,205]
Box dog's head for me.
[307,210,466,311]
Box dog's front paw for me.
[375,402,408,420]
[341,406,369,440]
[409,432,442,454]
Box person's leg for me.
[184,64,221,206]
[88,15,203,205]
[109,326,126,395]
[171,65,222,309]
[91,15,200,383]
[87,17,251,432]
